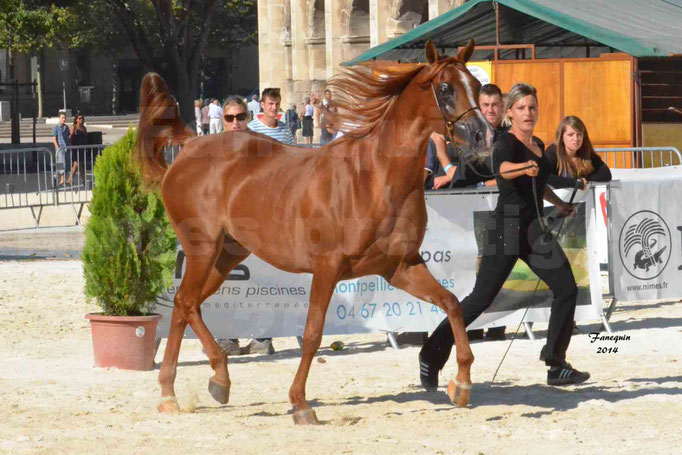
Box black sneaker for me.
[419,353,439,392]
[486,326,506,341]
[547,363,590,386]
[467,329,484,341]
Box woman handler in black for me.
[419,83,590,390]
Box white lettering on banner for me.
[610,168,682,301]
[155,189,603,339]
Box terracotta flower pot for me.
[85,313,162,371]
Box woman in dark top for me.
[419,83,590,391]
[285,104,299,143]
[545,116,612,190]
[67,114,87,185]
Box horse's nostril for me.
[475,130,483,144]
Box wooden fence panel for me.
[492,55,634,167]
[493,61,561,145]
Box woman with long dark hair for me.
[419,83,591,392]
[546,116,612,190]
[67,114,87,186]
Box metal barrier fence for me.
[3,144,680,228]
[1,148,56,226]
[595,146,681,168]
[0,144,108,227]
[55,145,108,223]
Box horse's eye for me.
[438,82,452,96]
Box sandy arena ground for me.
[1,260,681,454]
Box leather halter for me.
[430,82,480,146]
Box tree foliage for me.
[0,1,71,58]
[82,128,176,316]
[68,0,258,122]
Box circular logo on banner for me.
[135,326,146,338]
[618,210,671,280]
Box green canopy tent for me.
[344,0,682,65]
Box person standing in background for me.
[200,99,211,135]
[53,112,71,186]
[247,94,260,121]
[68,114,87,186]
[285,103,300,143]
[208,99,224,134]
[301,96,314,145]
[194,99,203,135]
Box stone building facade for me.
[257,0,465,106]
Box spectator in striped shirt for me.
[247,87,294,145]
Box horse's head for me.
[423,39,495,164]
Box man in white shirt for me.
[247,95,260,121]
[208,99,224,134]
[241,87,294,355]
[247,88,294,145]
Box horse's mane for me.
[325,58,458,138]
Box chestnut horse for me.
[136,40,494,424]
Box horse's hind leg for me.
[197,237,250,404]
[157,228,228,413]
[289,262,344,425]
[387,260,474,407]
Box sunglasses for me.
[224,113,247,122]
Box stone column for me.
[369,0,390,47]
[428,0,456,19]
[257,0,272,91]
[325,0,345,79]
[267,0,289,99]
[291,0,310,82]
[305,0,327,82]
[324,0,347,79]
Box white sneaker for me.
[202,339,241,356]
[217,339,241,355]
[244,339,275,355]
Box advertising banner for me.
[609,168,682,301]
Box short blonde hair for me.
[503,83,538,126]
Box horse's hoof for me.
[208,378,230,404]
[447,379,472,407]
[292,408,320,425]
[157,396,180,415]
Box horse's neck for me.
[368,84,432,184]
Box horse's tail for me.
[136,72,194,188]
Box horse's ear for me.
[458,39,476,63]
[425,40,439,64]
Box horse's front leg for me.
[289,259,344,425]
[387,260,473,406]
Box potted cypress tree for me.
[82,128,176,370]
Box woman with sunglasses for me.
[222,96,249,132]
[212,95,255,356]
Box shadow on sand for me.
[170,338,392,369]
